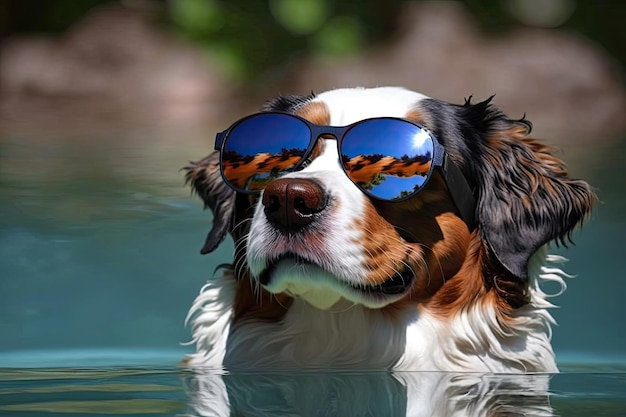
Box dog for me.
[183,86,595,372]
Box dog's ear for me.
[459,99,596,282]
[184,152,236,254]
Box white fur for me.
[397,247,564,373]
[246,159,372,308]
[185,269,235,369]
[313,86,428,125]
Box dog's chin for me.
[255,255,415,310]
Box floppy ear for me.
[184,152,236,254]
[461,99,596,282]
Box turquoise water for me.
[1,128,625,415]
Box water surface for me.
[1,366,626,416]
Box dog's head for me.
[185,87,595,314]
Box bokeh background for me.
[1,0,624,367]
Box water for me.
[1,126,625,415]
[1,367,625,416]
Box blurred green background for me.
[2,0,625,81]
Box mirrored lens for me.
[221,114,311,191]
[341,119,434,200]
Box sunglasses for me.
[214,112,476,229]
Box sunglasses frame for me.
[214,112,476,230]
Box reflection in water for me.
[184,371,554,417]
[0,368,186,415]
[2,367,625,416]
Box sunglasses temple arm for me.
[214,131,226,151]
[441,155,476,231]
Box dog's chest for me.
[224,300,420,369]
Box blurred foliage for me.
[1,0,624,83]
[465,0,626,65]
[165,0,401,81]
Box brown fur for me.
[233,272,293,322]
[298,102,331,159]
[405,108,432,127]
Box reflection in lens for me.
[220,114,311,191]
[341,119,434,200]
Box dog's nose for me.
[262,178,327,232]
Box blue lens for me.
[341,119,435,200]
[221,114,311,191]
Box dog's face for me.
[186,87,595,316]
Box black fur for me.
[263,93,315,113]
[183,153,236,254]
[421,97,595,283]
